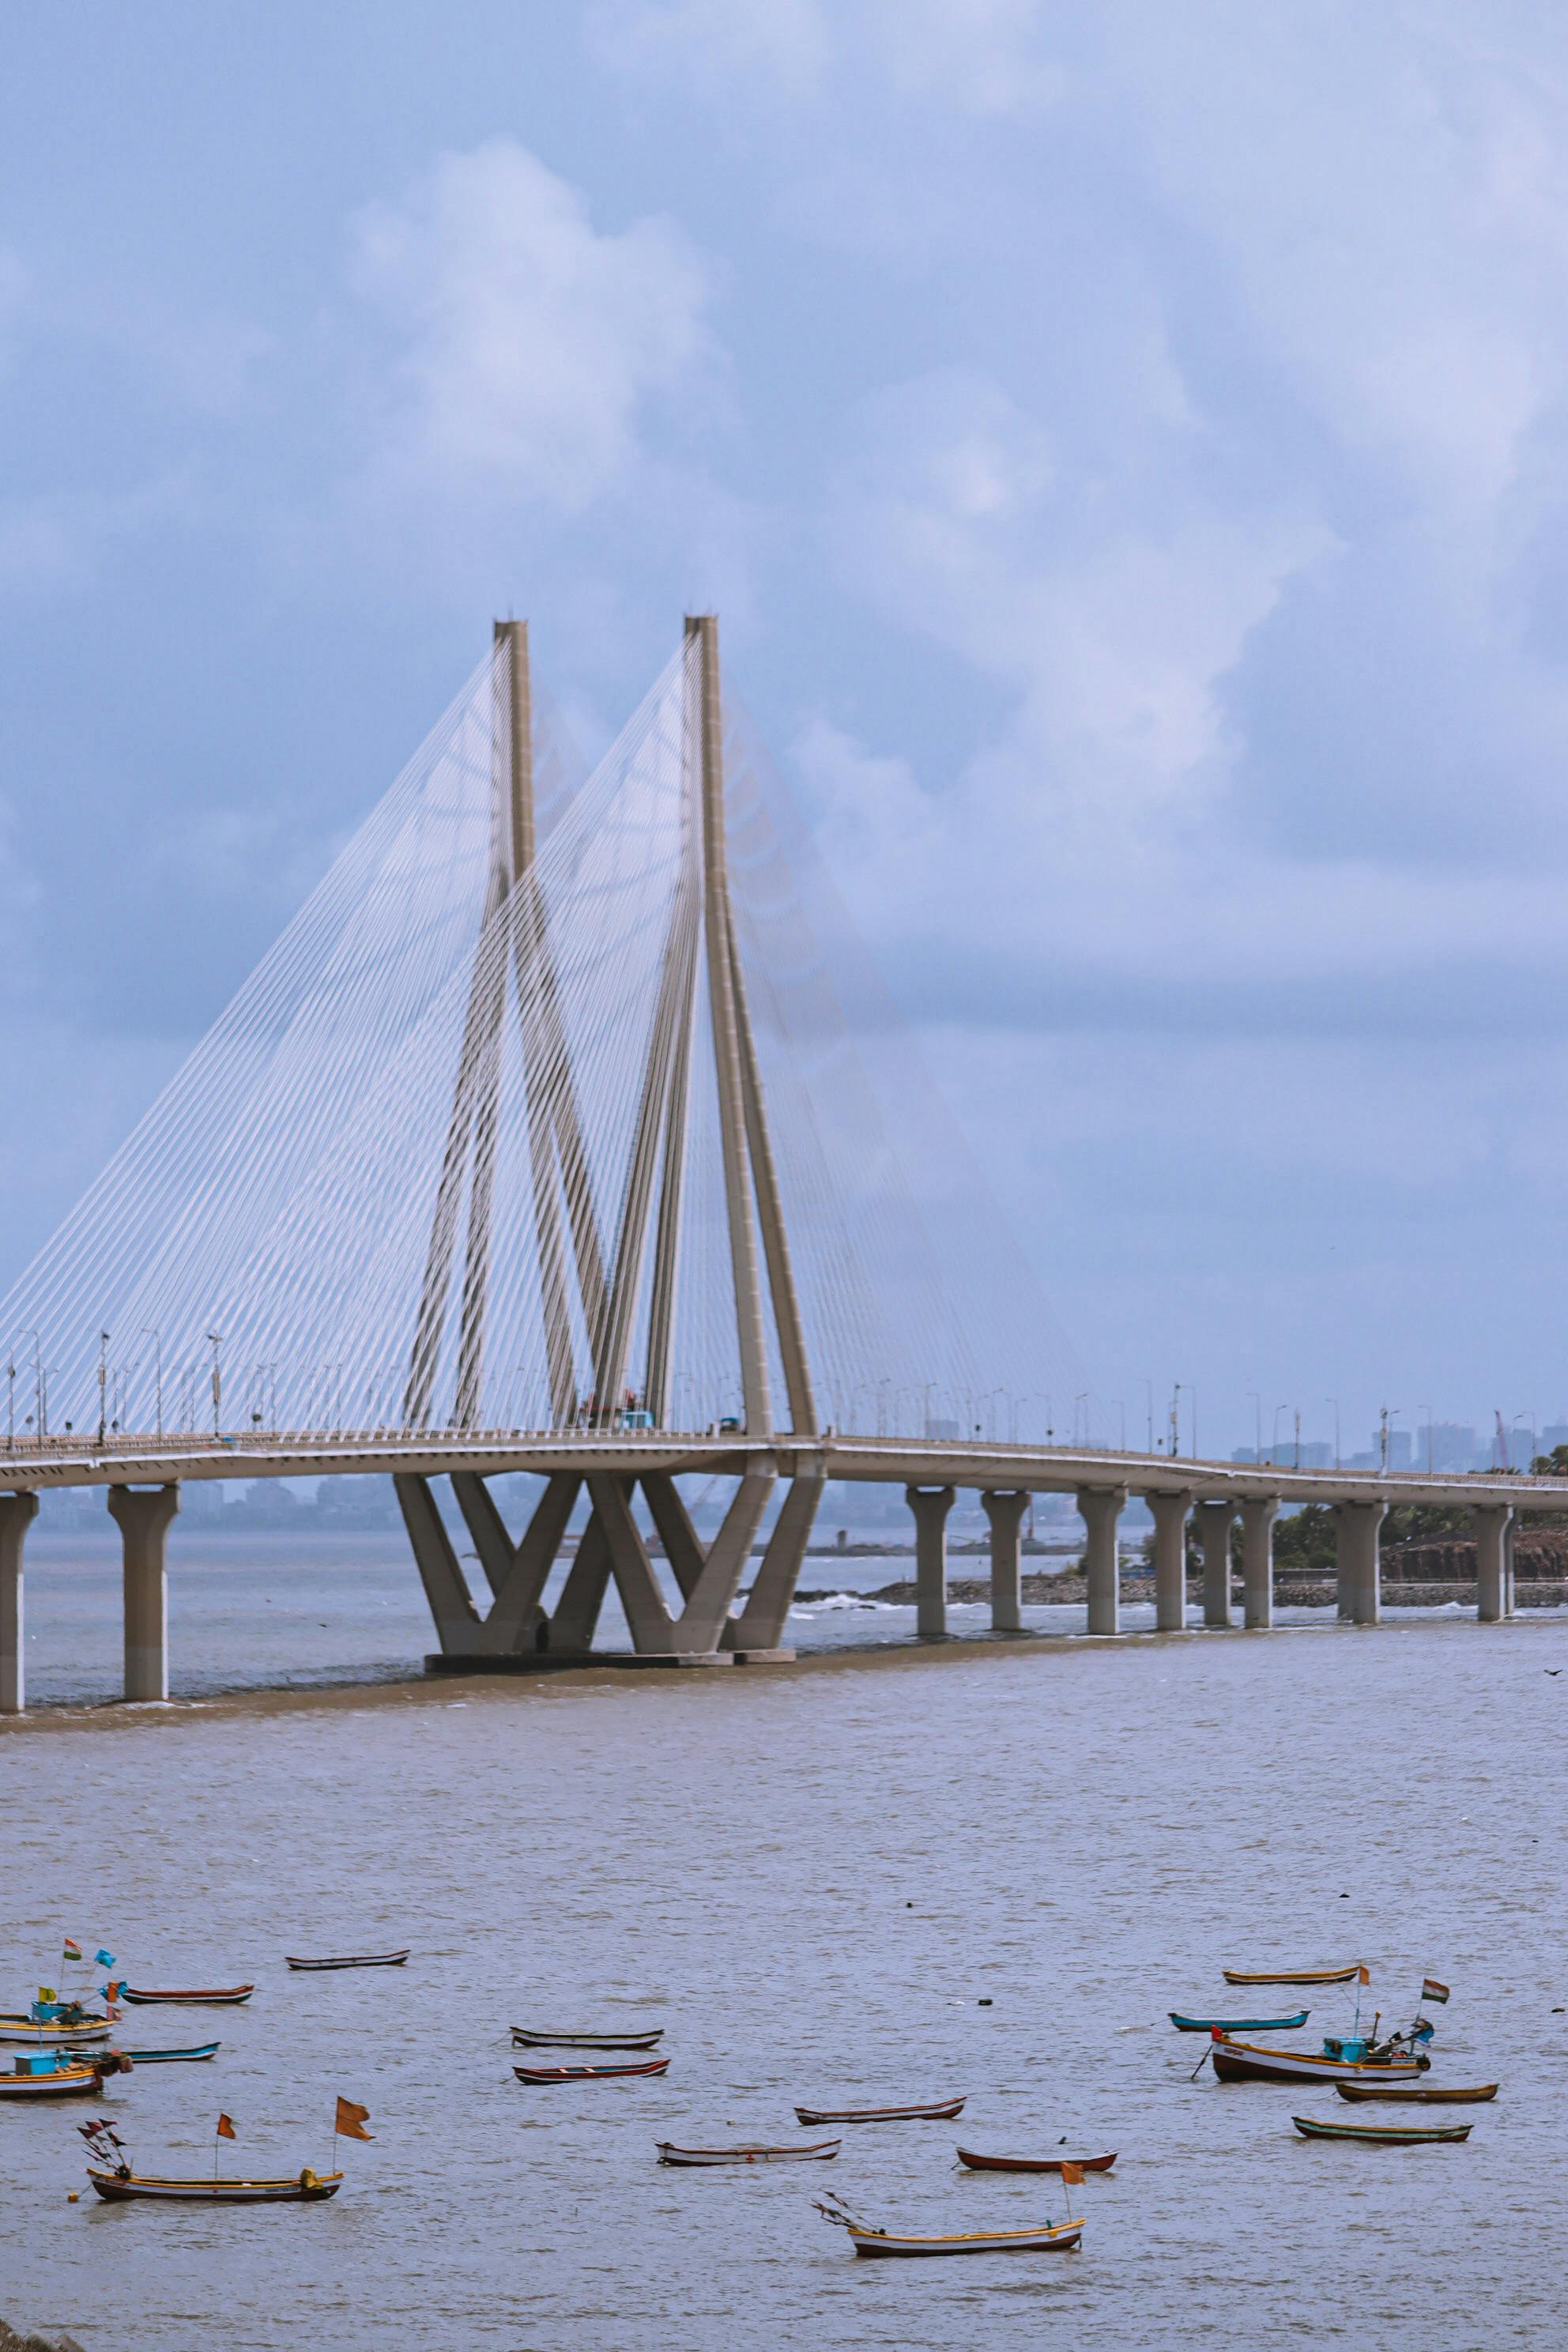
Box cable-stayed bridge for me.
[0,619,1559,1709]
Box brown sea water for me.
[4,1619,1565,2350]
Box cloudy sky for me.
[4,1,1567,1461]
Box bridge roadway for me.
[0,1430,1561,1712]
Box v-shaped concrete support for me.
[406,1459,805,1668]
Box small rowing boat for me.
[0,2013,108,2051]
[119,1985,254,2007]
[512,2026,663,2051]
[1292,2113,1472,2145]
[284,1951,408,1971]
[1170,2011,1309,2034]
[1335,2082,1497,2105]
[88,2165,343,2202]
[656,2139,839,2165]
[1223,1966,1364,1987]
[116,2043,220,2065]
[0,2053,124,2100]
[816,2197,1082,2258]
[514,2058,669,2083]
[955,2147,1115,2173]
[795,2097,964,2124]
[1209,2035,1427,2086]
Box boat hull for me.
[1223,1967,1363,1987]
[120,1987,253,2006]
[514,2059,669,2082]
[0,2065,106,2099]
[512,2028,663,2051]
[657,2140,839,2165]
[1170,2011,1309,2034]
[955,2147,1114,2173]
[1211,2038,1426,2086]
[847,2220,1084,2257]
[1292,2115,1472,2145]
[88,2167,342,2202]
[118,2044,220,2065]
[0,2017,109,2046]
[795,2099,965,2124]
[284,1952,408,1971]
[1335,2082,1496,2105]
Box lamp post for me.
[96,1331,110,1448]
[141,1329,163,1438]
[207,1332,224,1441]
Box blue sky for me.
[4,1,1568,1459]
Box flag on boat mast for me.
[94,1950,116,1970]
[62,1937,82,1963]
[1060,2162,1085,2185]
[216,2113,236,2139]
[1421,1977,1450,2004]
[334,2097,373,2142]
[1356,1965,1371,1986]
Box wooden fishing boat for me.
[117,2043,220,2065]
[1292,2113,1472,2145]
[1209,2035,1427,2086]
[512,2026,664,2051]
[795,2097,965,2124]
[1223,1966,1363,1987]
[0,2056,118,2100]
[1170,2011,1309,2034]
[284,1951,409,1971]
[119,1985,254,2007]
[0,2014,110,2047]
[513,2057,669,2083]
[88,2165,343,2202]
[816,2199,1083,2259]
[1335,2082,1497,2105]
[656,2138,839,2165]
[955,2147,1115,2173]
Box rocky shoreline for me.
[1,2320,87,2352]
[793,1575,1568,1611]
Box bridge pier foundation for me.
[1145,1489,1192,1630]
[1472,1504,1513,1622]
[107,1483,179,1701]
[1076,1486,1126,1635]
[1240,1497,1279,1629]
[1333,1500,1385,1625]
[0,1491,39,1714]
[906,1486,956,1638]
[980,1491,1028,1633]
[1193,1502,1236,1628]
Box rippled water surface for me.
[6,1619,1566,2350]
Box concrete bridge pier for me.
[1333,1499,1385,1625]
[906,1485,956,1638]
[1193,1501,1236,1628]
[1240,1496,1279,1630]
[1145,1489,1192,1631]
[981,1490,1029,1633]
[0,1491,39,1714]
[107,1483,180,1701]
[1076,1486,1126,1635]
[1472,1504,1513,1622]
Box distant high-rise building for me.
[1419,1423,1478,1472]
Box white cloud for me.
[349,140,714,511]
